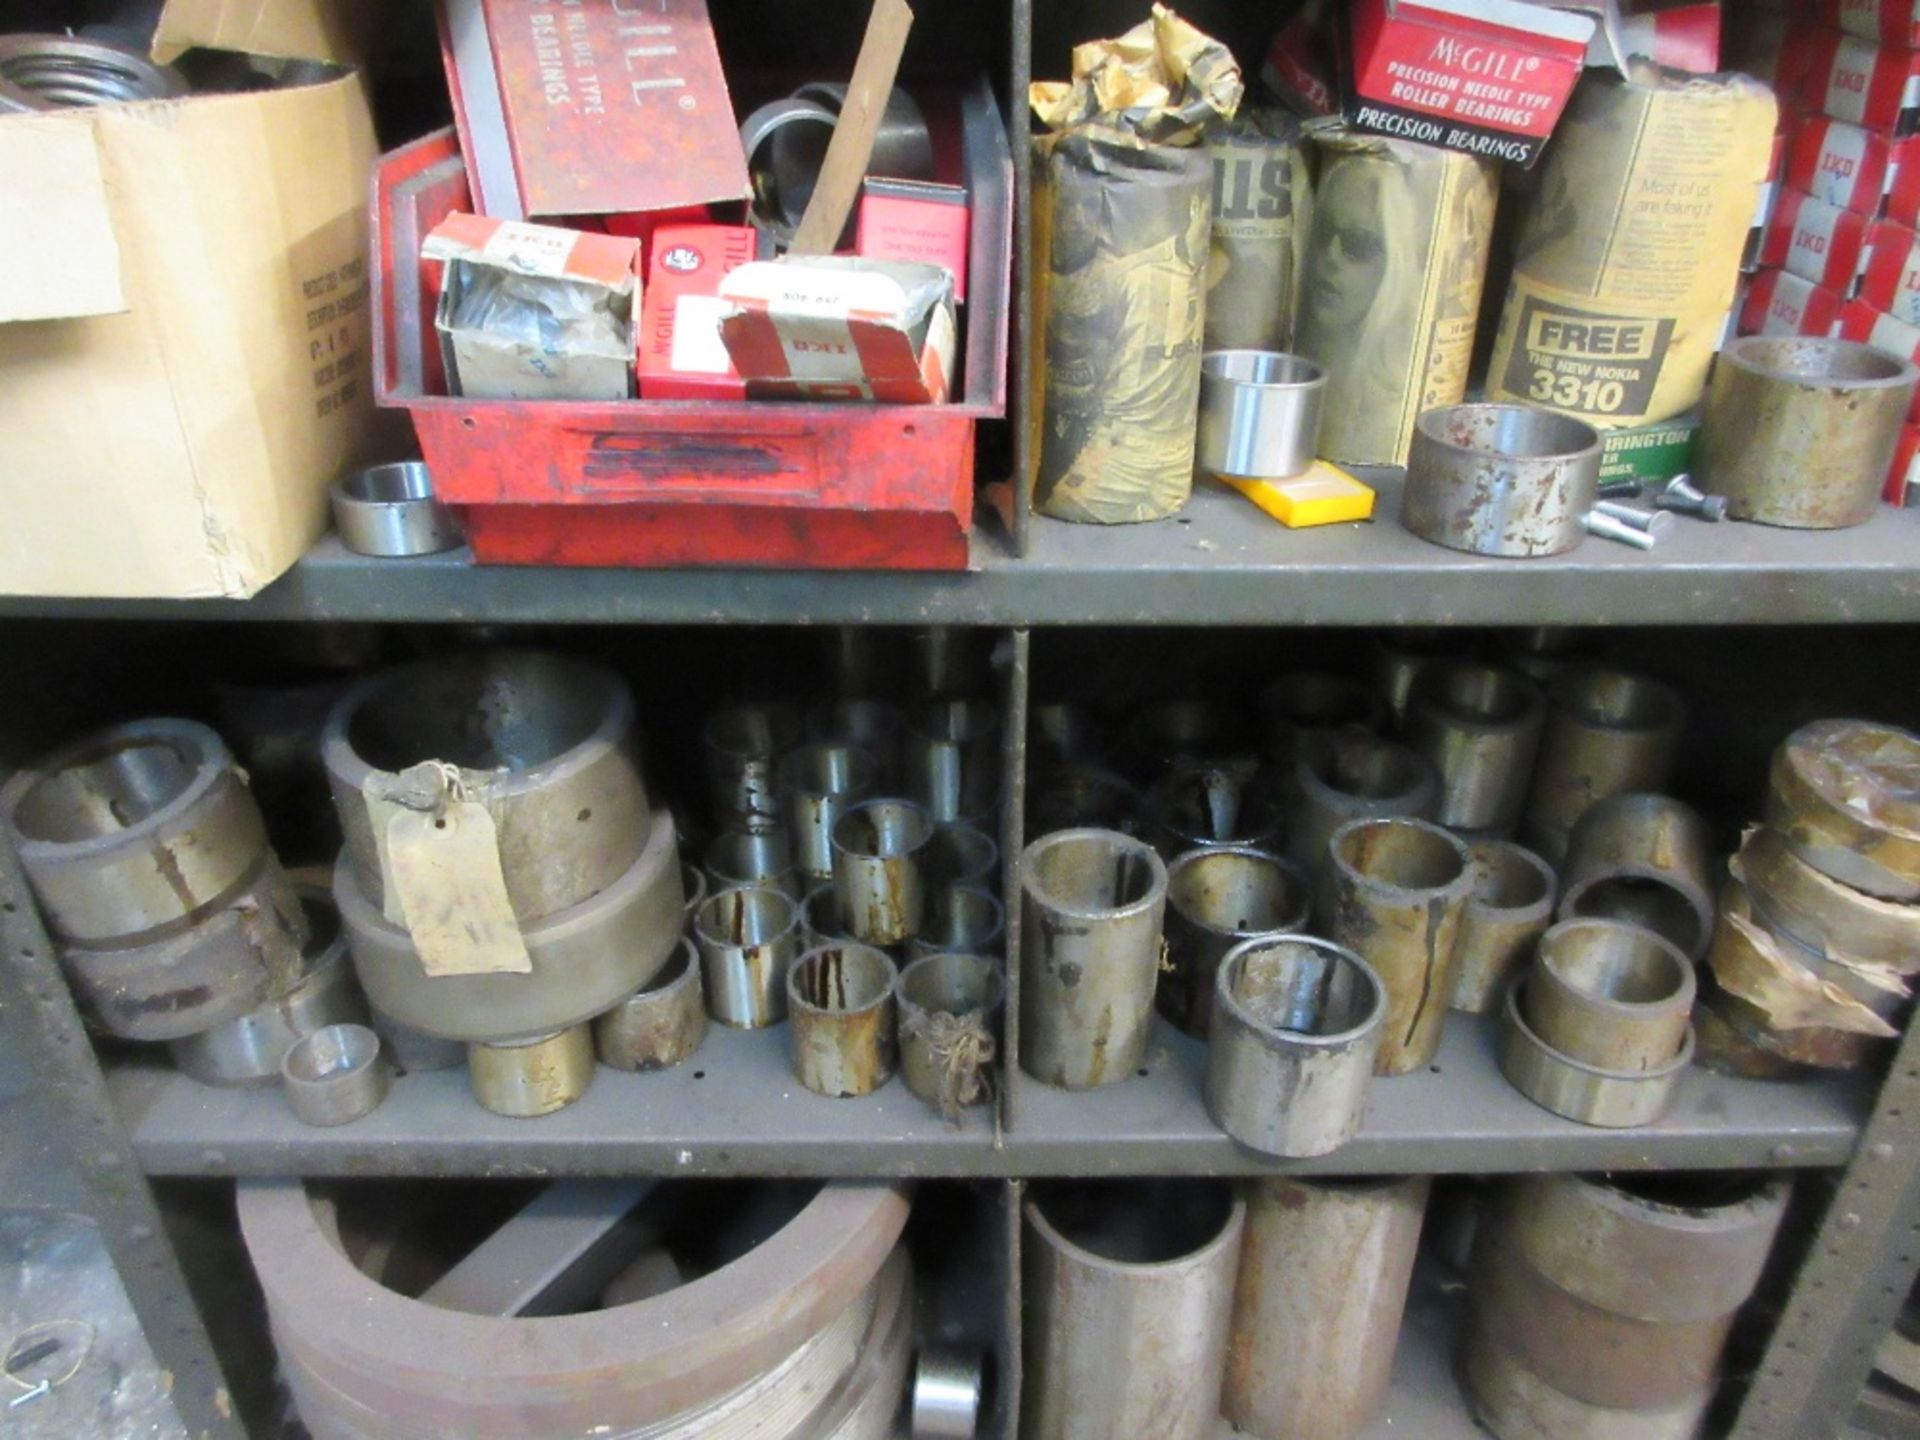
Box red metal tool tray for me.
[371,77,1011,571]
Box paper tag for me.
[385,800,533,977]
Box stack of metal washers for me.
[239,1178,915,1440]
[1463,1173,1790,1440]
[1696,719,1920,1077]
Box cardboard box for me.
[1817,0,1920,50]
[1858,219,1920,321]
[424,213,638,400]
[856,180,971,304]
[1787,113,1895,215]
[1740,267,1848,334]
[1342,0,1595,167]
[637,223,755,400]
[1793,25,1920,135]
[718,257,956,403]
[1597,412,1700,485]
[0,1,377,599]
[1762,188,1872,287]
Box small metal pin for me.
[1591,500,1673,537]
[1582,511,1658,550]
[8,1379,49,1409]
[1655,473,1729,522]
[1595,479,1644,499]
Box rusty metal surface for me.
[1765,719,1920,901]
[1738,824,1920,974]
[1022,1182,1243,1440]
[696,885,802,1029]
[1402,403,1603,558]
[1160,845,1311,1038]
[897,952,1002,1117]
[1706,884,1886,1069]
[1403,661,1546,837]
[1018,827,1168,1089]
[594,939,708,1072]
[832,799,934,947]
[1222,1175,1429,1439]
[778,744,880,882]
[1522,667,1685,865]
[1288,733,1439,882]
[467,1025,595,1118]
[788,943,899,1098]
[1450,840,1556,1015]
[704,704,802,827]
[1498,980,1693,1128]
[1557,792,1716,960]
[1526,919,1695,1073]
[1462,1317,1711,1440]
[1698,337,1917,530]
[1314,817,1474,1075]
[906,885,1005,962]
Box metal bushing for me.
[594,938,707,1071]
[1402,403,1602,557]
[1697,337,1918,528]
[1523,667,1685,864]
[329,461,463,558]
[1019,828,1169,1089]
[1022,1182,1244,1440]
[897,952,1003,1116]
[1403,662,1546,837]
[1765,719,1920,901]
[1558,793,1716,960]
[325,652,649,925]
[779,743,879,881]
[1498,979,1693,1128]
[468,1025,595,1117]
[1030,702,1109,773]
[788,943,899,1098]
[1255,672,1383,770]
[809,698,905,786]
[1314,817,1473,1075]
[908,627,993,701]
[1223,1176,1428,1439]
[1450,840,1556,1014]
[334,809,684,1043]
[1527,919,1695,1072]
[904,701,1001,826]
[926,821,1000,900]
[1143,760,1288,860]
[693,885,801,1029]
[912,1347,985,1439]
[1029,765,1142,838]
[1497,1172,1790,1326]
[170,885,367,1087]
[237,1178,911,1437]
[61,857,308,1042]
[2,717,272,946]
[832,798,934,946]
[1704,890,1882,1069]
[1205,935,1385,1157]
[1287,732,1438,879]
[905,885,1005,961]
[281,1023,389,1127]
[1461,1319,1711,1440]
[1737,823,1920,974]
[1160,845,1311,1037]
[705,703,802,825]
[1196,350,1326,480]
[1371,629,1457,726]
[705,823,801,898]
[0,33,185,111]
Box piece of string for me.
[902,1008,996,1126]
[3,1319,94,1393]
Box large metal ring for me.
[0,34,185,112]
[1497,979,1692,1128]
[1737,824,1920,974]
[1526,919,1695,1073]
[334,810,683,1043]
[330,462,463,558]
[1462,1306,1714,1440]
[1402,403,1602,557]
[281,1024,389,1127]
[1765,718,1920,901]
[2,718,271,946]
[325,651,649,925]
[1557,792,1715,960]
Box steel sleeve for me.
[1145,762,1289,857]
[778,744,878,882]
[1403,662,1545,836]
[1450,840,1556,1014]
[2,717,271,945]
[1222,1176,1428,1439]
[787,944,899,1098]
[1204,936,1384,1157]
[1737,824,1920,973]
[325,652,649,925]
[468,1026,596,1117]
[896,952,1003,1113]
[1402,403,1602,557]
[1498,980,1692,1128]
[1523,668,1684,864]
[1764,719,1920,901]
[594,939,707,1071]
[1160,845,1311,1038]
[334,809,683,1043]
[832,799,934,946]
[1526,919,1695,1072]
[1461,1319,1712,1440]
[1557,793,1716,960]
[281,1024,389,1127]
[1286,735,1438,880]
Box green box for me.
[1599,413,1699,486]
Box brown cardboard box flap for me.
[151,0,373,65]
[0,118,125,323]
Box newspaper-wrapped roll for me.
[1205,110,1313,353]
[1295,129,1497,467]
[1485,66,1777,428]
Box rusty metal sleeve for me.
[1204,936,1384,1158]
[788,943,899,1098]
[694,885,802,1030]
[1498,979,1693,1128]
[1764,718,1920,901]
[1522,667,1684,865]
[1462,1314,1713,1440]
[1255,672,1384,770]
[832,798,935,946]
[1450,840,1556,1014]
[1401,403,1602,558]
[468,1025,596,1117]
[1018,828,1169,1089]
[594,938,707,1072]
[705,703,802,826]
[1222,1176,1429,1440]
[1526,918,1695,1072]
[808,698,905,788]
[325,652,650,925]
[1287,733,1438,881]
[779,743,879,882]
[1160,845,1311,1037]
[1736,822,1920,974]
[1314,817,1473,1075]
[1403,661,1545,837]
[1557,792,1715,959]
[905,884,1004,962]
[1022,1182,1243,1440]
[905,700,1002,827]
[705,824,801,899]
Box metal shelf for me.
[110,1012,1862,1179]
[7,479,1920,627]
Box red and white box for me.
[1787,113,1895,214]
[636,224,755,401]
[1886,421,1920,502]
[1762,189,1872,286]
[1792,26,1920,135]
[1262,0,1340,116]
[1817,0,1920,50]
[1602,2,1722,72]
[1885,136,1920,222]
[856,180,971,305]
[1837,298,1920,420]
[1741,267,1848,334]
[1857,219,1920,321]
[717,258,957,405]
[1342,0,1596,167]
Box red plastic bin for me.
[370,78,1011,571]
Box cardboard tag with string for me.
[383,761,532,977]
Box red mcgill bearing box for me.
[1342,0,1595,167]
[1817,0,1920,49]
[1790,25,1920,136]
[1837,298,1920,422]
[1762,189,1871,288]
[1858,220,1920,323]
[637,225,755,400]
[856,179,970,304]
[1740,267,1847,335]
